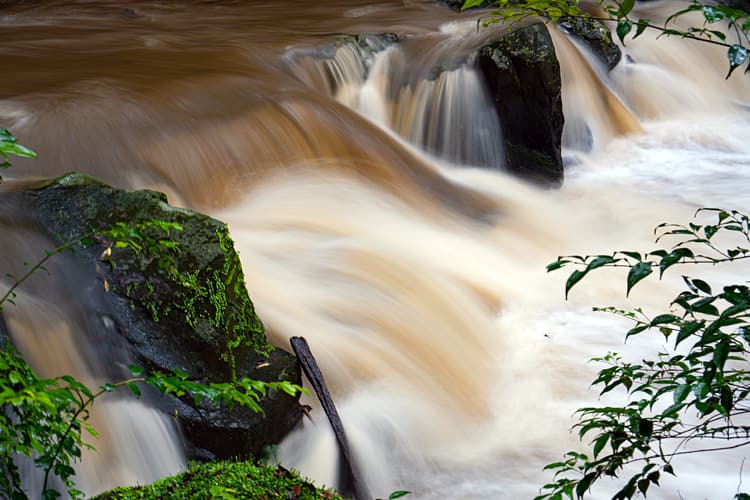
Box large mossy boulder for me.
[25,173,303,460]
[477,22,564,185]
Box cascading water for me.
[1,1,750,498]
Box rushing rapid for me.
[1,1,750,498]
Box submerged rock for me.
[287,32,397,97]
[477,22,564,185]
[25,173,303,460]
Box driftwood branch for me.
[290,336,370,500]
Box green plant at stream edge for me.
[462,0,750,77]
[537,209,750,499]
[0,130,305,499]
[0,128,36,179]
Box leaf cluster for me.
[537,209,750,499]
[0,129,35,180]
[462,0,750,77]
[0,350,305,499]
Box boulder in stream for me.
[23,173,303,461]
[557,16,621,71]
[477,21,564,185]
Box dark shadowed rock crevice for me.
[21,173,303,461]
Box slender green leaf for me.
[713,339,730,370]
[565,269,588,299]
[676,320,703,346]
[627,262,652,295]
[673,384,691,404]
[691,279,712,294]
[127,365,144,377]
[576,472,598,497]
[651,314,678,326]
[593,434,609,458]
[586,255,616,271]
[389,491,411,500]
[546,259,569,272]
[619,0,635,17]
[616,19,633,44]
[635,18,649,39]
[727,44,748,78]
[127,382,141,398]
[461,0,486,10]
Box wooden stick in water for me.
[290,336,371,500]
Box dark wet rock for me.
[25,173,303,460]
[355,32,399,52]
[717,0,750,12]
[0,312,11,349]
[288,32,398,97]
[477,22,564,186]
[557,16,621,70]
[442,0,495,10]
[299,32,397,61]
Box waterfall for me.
[1,1,750,498]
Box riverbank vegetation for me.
[93,461,343,500]
[538,209,750,499]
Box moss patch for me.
[29,173,269,375]
[94,461,343,500]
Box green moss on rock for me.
[30,173,267,369]
[94,461,343,500]
[25,173,304,461]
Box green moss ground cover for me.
[94,460,343,500]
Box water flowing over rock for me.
[556,16,621,71]
[477,22,564,185]
[293,24,565,185]
[21,173,303,461]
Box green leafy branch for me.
[0,128,36,179]
[537,209,750,499]
[1,219,184,312]
[548,208,750,298]
[0,350,305,500]
[462,0,750,77]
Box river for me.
[1,1,750,498]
